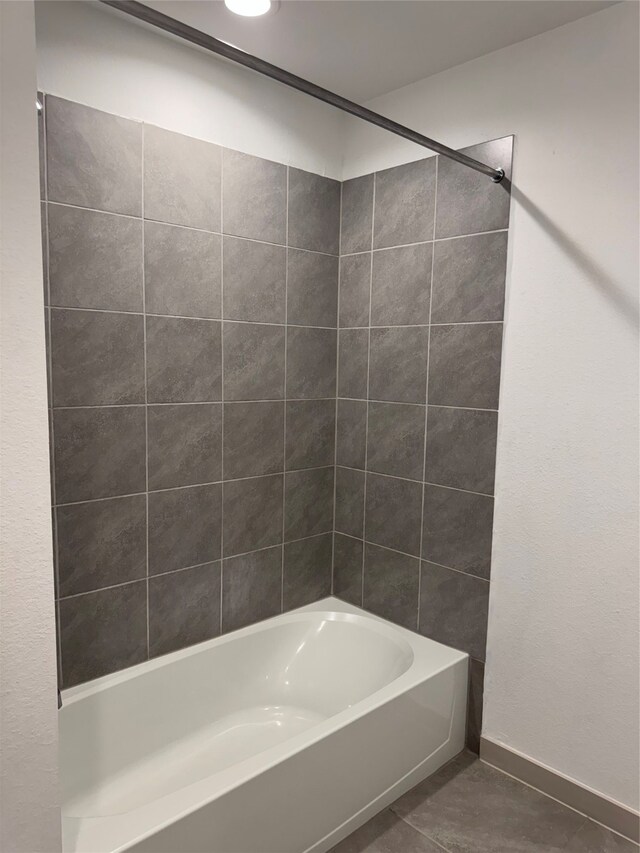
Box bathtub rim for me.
[61,597,468,853]
[61,596,465,708]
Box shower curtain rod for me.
[98,0,505,182]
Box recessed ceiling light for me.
[224,0,276,17]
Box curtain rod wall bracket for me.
[98,0,506,182]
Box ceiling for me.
[136,0,617,101]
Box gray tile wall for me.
[39,93,512,754]
[334,138,513,750]
[39,95,339,688]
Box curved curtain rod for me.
[98,0,505,182]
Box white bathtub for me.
[60,597,468,853]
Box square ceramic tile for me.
[51,309,145,406]
[435,136,513,239]
[564,822,639,852]
[145,221,221,318]
[428,323,503,409]
[48,205,143,311]
[287,249,338,327]
[332,808,444,853]
[224,402,284,479]
[371,243,432,326]
[337,329,369,399]
[332,533,363,607]
[364,543,419,631]
[340,174,373,255]
[425,406,498,494]
[334,466,365,539]
[392,751,585,853]
[284,467,334,540]
[373,158,436,249]
[148,562,221,657]
[419,561,489,659]
[286,399,335,470]
[286,327,337,399]
[422,485,494,579]
[366,402,425,480]
[431,231,508,323]
[46,96,142,215]
[223,474,283,557]
[365,473,422,556]
[222,149,286,244]
[56,495,146,597]
[222,546,282,633]
[146,316,222,403]
[223,322,285,401]
[288,168,340,255]
[148,484,222,574]
[223,236,286,323]
[336,399,367,470]
[369,326,429,404]
[147,404,222,490]
[283,533,332,610]
[339,253,371,328]
[59,581,147,687]
[144,124,221,231]
[54,407,146,503]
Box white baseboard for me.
[480,737,639,845]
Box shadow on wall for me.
[509,186,639,332]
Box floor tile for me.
[564,820,639,852]
[391,751,585,853]
[330,808,445,853]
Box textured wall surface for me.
[333,138,512,750]
[35,0,344,180]
[41,95,339,688]
[0,5,61,852]
[340,2,639,811]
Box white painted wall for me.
[342,3,639,811]
[28,0,640,817]
[0,3,62,851]
[34,0,344,178]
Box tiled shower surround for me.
[334,138,512,750]
[41,95,339,688]
[40,95,512,748]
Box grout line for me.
[418,153,439,632]
[52,398,336,409]
[333,464,496,498]
[338,320,504,329]
[219,148,226,634]
[141,123,150,661]
[45,200,340,259]
[47,303,503,332]
[48,303,336,331]
[51,466,492,510]
[424,480,494,498]
[338,226,508,258]
[281,165,289,613]
[52,465,335,508]
[331,180,344,595]
[332,399,498,413]
[333,531,489,583]
[360,171,376,607]
[57,531,335,602]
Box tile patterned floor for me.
[331,751,638,853]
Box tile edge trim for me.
[479,736,640,845]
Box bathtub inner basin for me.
[60,611,414,818]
